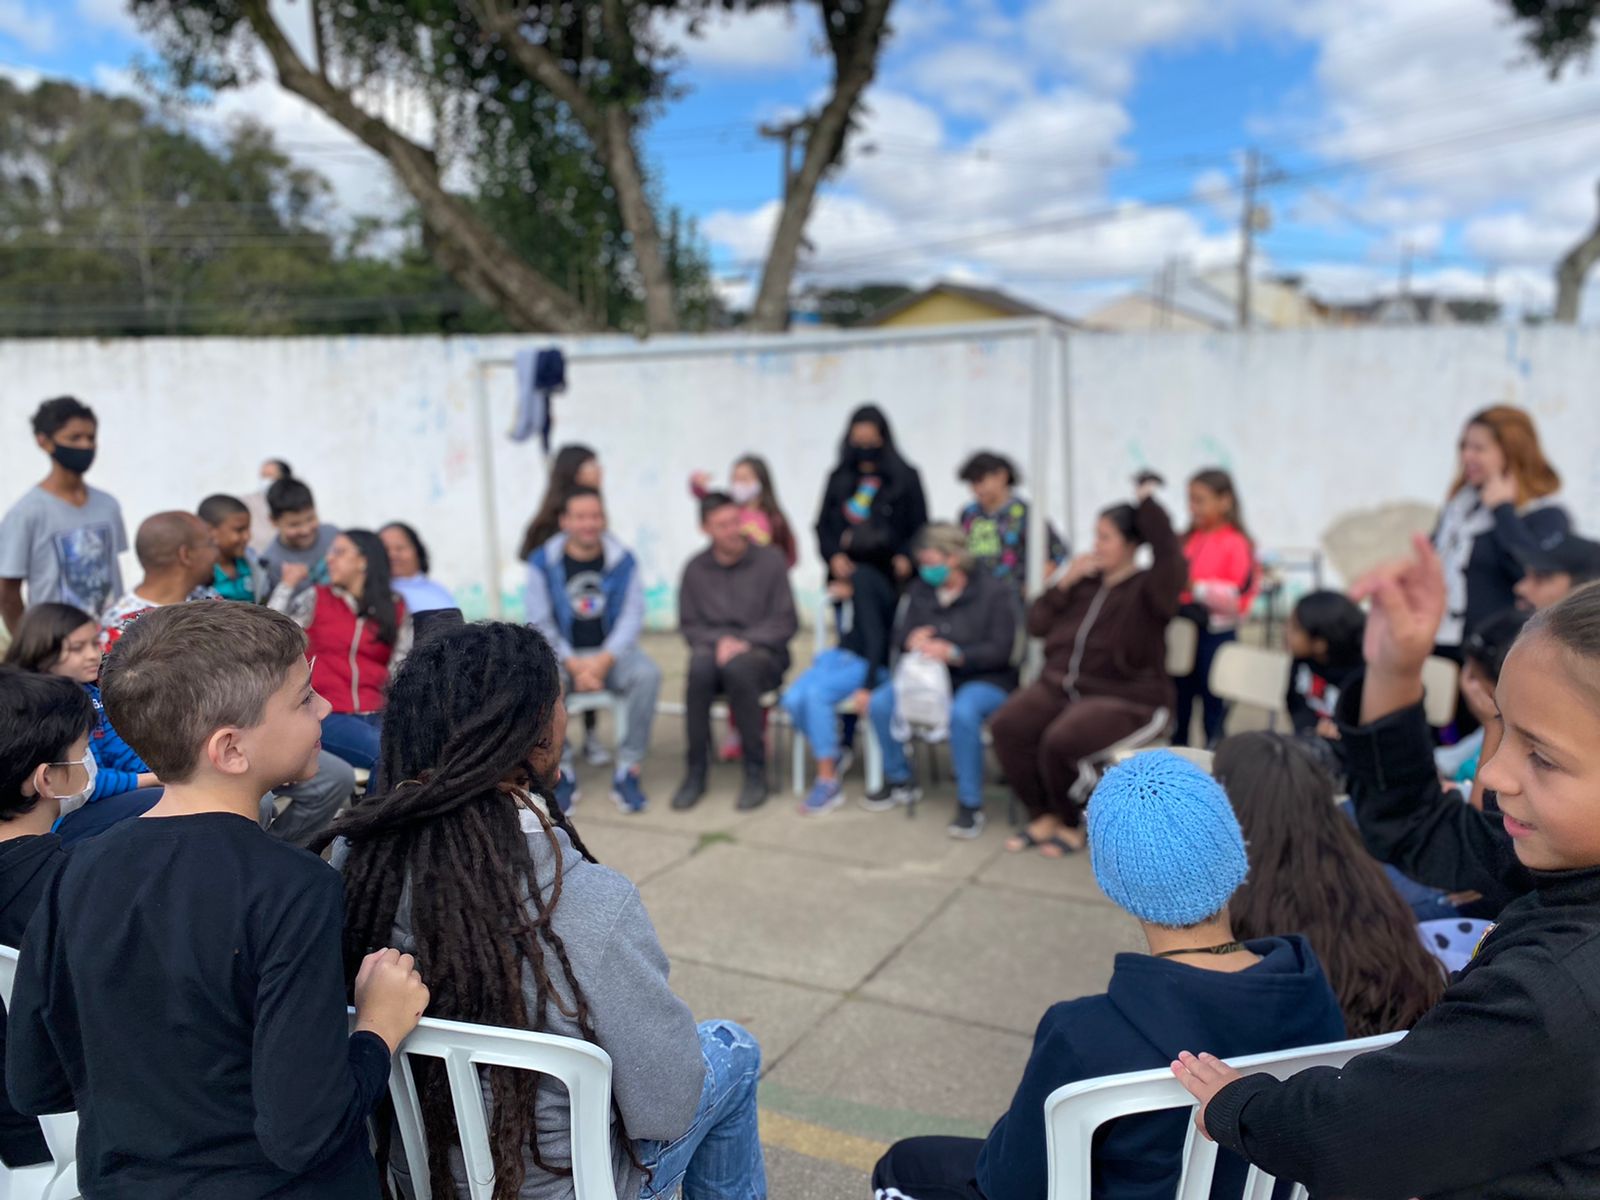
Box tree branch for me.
[467,0,679,332]
[1554,178,1600,323]
[235,0,591,331]
[748,0,894,331]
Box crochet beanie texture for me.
[1087,750,1249,927]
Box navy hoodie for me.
[975,935,1345,1200]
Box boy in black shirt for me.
[5,601,429,1198]
[0,668,94,1168]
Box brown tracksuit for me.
[990,497,1186,825]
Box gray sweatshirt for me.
[351,809,705,1200]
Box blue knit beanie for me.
[1088,750,1248,927]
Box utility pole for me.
[1238,148,1260,331]
[759,117,811,204]
[759,117,817,256]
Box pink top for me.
[1181,526,1258,616]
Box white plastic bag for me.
[890,650,953,744]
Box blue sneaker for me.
[553,770,580,814]
[611,769,649,815]
[800,777,845,817]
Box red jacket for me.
[1180,526,1258,616]
[304,586,405,714]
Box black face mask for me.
[849,444,880,472]
[51,443,95,475]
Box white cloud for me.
[902,45,1033,118]
[0,61,42,89]
[659,6,811,73]
[0,0,55,52]
[76,0,138,39]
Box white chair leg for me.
[863,722,884,795]
[792,727,806,796]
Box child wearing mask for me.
[689,455,796,568]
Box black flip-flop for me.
[1004,830,1041,854]
[1038,835,1082,859]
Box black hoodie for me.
[0,833,65,1167]
[1205,692,1600,1199]
[976,936,1345,1200]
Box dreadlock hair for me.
[1215,732,1446,1037]
[325,621,640,1199]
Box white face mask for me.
[45,753,97,819]
[729,480,761,506]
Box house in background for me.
[1084,267,1326,332]
[860,281,1076,328]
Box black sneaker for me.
[736,769,770,811]
[859,779,920,813]
[671,770,707,811]
[947,807,986,839]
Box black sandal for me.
[1004,830,1041,853]
[1038,834,1083,859]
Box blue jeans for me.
[638,1020,765,1200]
[1173,626,1235,747]
[781,648,869,764]
[56,787,162,847]
[321,711,383,771]
[869,679,1010,810]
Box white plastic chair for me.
[563,691,627,760]
[0,946,80,1200]
[1207,643,1294,730]
[1420,655,1460,728]
[354,1013,619,1200]
[1165,619,1199,678]
[1044,1031,1403,1200]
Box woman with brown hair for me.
[1433,405,1567,660]
[1214,731,1446,1037]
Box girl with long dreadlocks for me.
[328,621,766,1200]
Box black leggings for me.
[872,1136,985,1200]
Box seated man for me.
[673,492,798,813]
[524,486,661,814]
[854,523,1017,838]
[100,511,220,647]
[871,751,1345,1200]
[1514,533,1600,611]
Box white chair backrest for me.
[1207,643,1292,714]
[1420,655,1461,728]
[0,944,83,1200]
[1165,620,1198,677]
[352,1013,619,1200]
[1044,1032,1403,1200]
[1114,746,1215,774]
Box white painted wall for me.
[2,324,1595,623]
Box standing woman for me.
[519,444,607,762]
[519,444,603,563]
[1434,406,1567,671]
[270,528,411,771]
[1173,469,1257,748]
[815,405,929,664]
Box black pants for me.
[686,647,782,772]
[872,1136,984,1200]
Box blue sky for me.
[5,0,1600,319]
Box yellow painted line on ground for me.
[759,1108,888,1174]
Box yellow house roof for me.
[862,282,1075,328]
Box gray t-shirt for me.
[258,523,340,591]
[0,485,127,617]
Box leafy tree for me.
[0,75,500,335]
[1503,0,1600,321]
[125,0,895,333]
